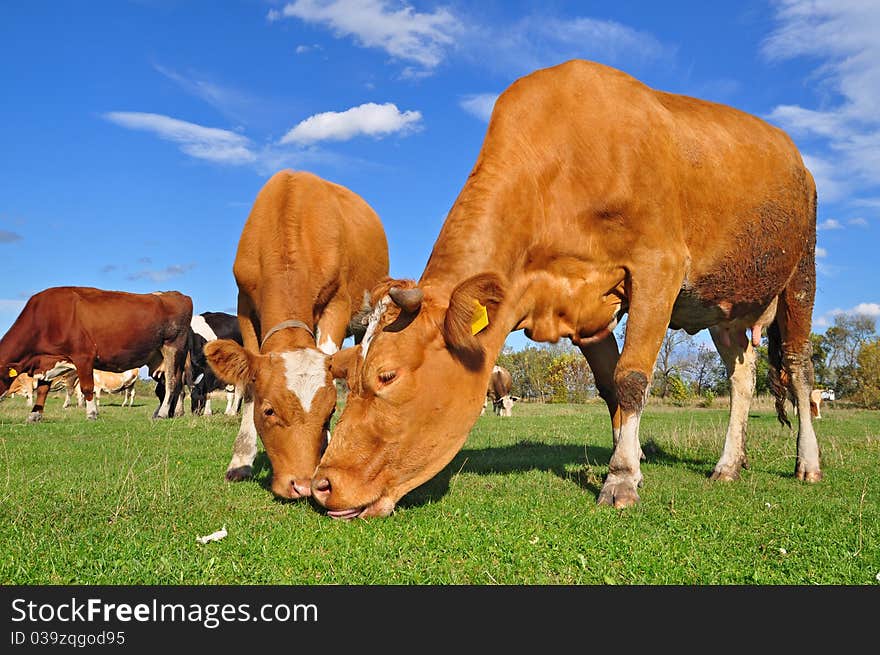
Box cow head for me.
[311,274,506,519]
[203,341,342,500]
[494,394,520,417]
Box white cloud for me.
[269,3,671,78]
[271,0,461,72]
[818,218,843,230]
[852,303,880,317]
[153,65,258,126]
[127,263,196,283]
[459,93,498,122]
[815,301,880,327]
[763,1,880,200]
[280,102,422,145]
[815,246,828,258]
[848,217,869,226]
[103,112,256,164]
[466,14,673,77]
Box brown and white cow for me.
[204,170,389,500]
[312,60,820,519]
[73,368,140,408]
[0,287,191,421]
[481,365,519,417]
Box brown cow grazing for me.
[204,170,389,500]
[312,59,820,519]
[0,287,192,421]
[481,365,519,417]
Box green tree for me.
[855,339,880,408]
[822,313,876,397]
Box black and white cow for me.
[189,312,244,416]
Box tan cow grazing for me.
[204,170,389,500]
[0,287,191,421]
[73,368,140,408]
[8,372,36,405]
[312,59,820,519]
[481,365,519,417]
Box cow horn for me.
[388,287,424,313]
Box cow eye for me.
[263,406,275,417]
[378,370,397,385]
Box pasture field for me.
[1,387,878,585]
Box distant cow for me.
[204,170,389,500]
[188,312,243,416]
[481,365,519,417]
[73,368,140,408]
[0,287,192,421]
[8,372,36,405]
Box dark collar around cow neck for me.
[260,319,315,352]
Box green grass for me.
[1,388,878,585]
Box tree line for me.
[497,312,880,407]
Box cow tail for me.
[767,319,791,428]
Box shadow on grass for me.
[399,437,742,509]
[400,441,615,509]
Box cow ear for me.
[329,346,360,382]
[443,273,505,370]
[204,339,254,385]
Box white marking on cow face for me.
[191,315,219,342]
[281,349,330,413]
[361,296,390,359]
[317,331,339,356]
[492,365,502,374]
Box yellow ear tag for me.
[470,301,489,335]
[8,368,17,377]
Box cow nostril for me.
[313,477,331,493]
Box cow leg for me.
[580,333,647,462]
[598,267,681,508]
[204,396,213,416]
[27,381,51,422]
[227,392,259,481]
[154,344,185,419]
[226,292,261,480]
[225,384,243,416]
[772,247,822,482]
[708,325,756,481]
[75,363,99,420]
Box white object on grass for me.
[197,526,228,544]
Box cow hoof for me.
[709,467,741,482]
[26,412,43,423]
[87,413,98,421]
[597,477,640,508]
[796,468,823,483]
[225,466,253,482]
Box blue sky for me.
[1,0,878,352]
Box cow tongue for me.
[326,507,364,520]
